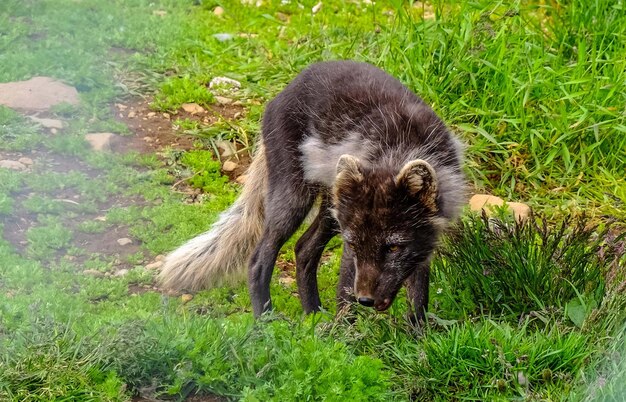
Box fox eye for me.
[386,244,402,253]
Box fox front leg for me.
[405,261,431,328]
[295,198,338,314]
[335,243,357,315]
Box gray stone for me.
[29,117,64,129]
[222,160,238,172]
[85,133,116,151]
[0,77,79,111]
[116,237,133,246]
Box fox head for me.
[332,154,444,311]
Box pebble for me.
[214,6,224,16]
[181,294,194,303]
[85,132,116,151]
[469,194,505,211]
[236,174,247,184]
[117,237,133,246]
[114,269,129,277]
[18,157,33,165]
[508,202,532,223]
[222,160,238,172]
[29,116,64,129]
[181,103,205,115]
[215,96,233,105]
[469,194,531,223]
[145,260,163,270]
[209,76,241,90]
[215,140,237,157]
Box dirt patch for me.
[113,98,247,155]
[132,393,226,402]
[112,96,253,190]
[1,148,147,270]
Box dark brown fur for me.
[160,61,466,325]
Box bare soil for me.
[3,94,251,271]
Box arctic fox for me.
[159,61,466,323]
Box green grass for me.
[0,0,625,400]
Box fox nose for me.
[357,297,375,307]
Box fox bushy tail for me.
[159,144,266,291]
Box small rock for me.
[143,136,154,142]
[145,260,163,270]
[469,194,505,212]
[85,132,116,151]
[507,202,531,223]
[153,10,167,16]
[222,160,238,172]
[181,294,194,303]
[213,33,234,42]
[114,269,129,277]
[469,194,531,223]
[83,269,105,278]
[312,1,322,13]
[155,254,165,261]
[214,96,233,105]
[146,111,156,117]
[50,128,58,134]
[209,76,241,90]
[181,102,205,115]
[0,160,27,171]
[236,174,247,184]
[115,103,127,111]
[215,140,237,157]
[517,371,528,386]
[162,113,170,119]
[117,237,133,246]
[127,111,136,118]
[0,76,80,111]
[18,157,33,165]
[214,6,225,16]
[95,216,107,222]
[29,116,64,129]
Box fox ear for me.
[333,154,363,201]
[396,159,438,211]
[335,154,363,183]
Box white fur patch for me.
[300,132,370,187]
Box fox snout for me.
[354,266,395,311]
